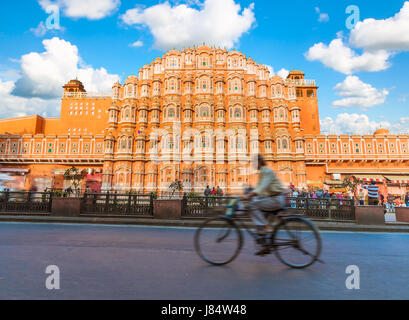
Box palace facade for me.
[0,46,408,195]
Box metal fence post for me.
[181,193,187,217]
[127,194,132,214]
[150,193,154,216]
[48,191,53,213]
[105,192,110,213]
[328,198,332,220]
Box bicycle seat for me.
[261,207,287,215]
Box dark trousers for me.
[368,197,378,206]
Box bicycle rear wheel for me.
[272,216,321,269]
[194,216,243,266]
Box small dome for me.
[374,128,390,135]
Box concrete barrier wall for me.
[355,206,385,225]
[153,200,182,220]
[52,198,82,217]
[395,207,409,223]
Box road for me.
[0,222,408,300]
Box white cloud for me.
[306,2,409,75]
[129,40,144,48]
[12,37,120,99]
[305,38,391,74]
[39,0,121,20]
[120,0,256,50]
[264,66,289,79]
[350,1,409,51]
[315,7,329,23]
[30,22,47,37]
[276,68,289,80]
[0,79,60,118]
[332,76,389,109]
[320,113,409,135]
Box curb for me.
[1,215,409,233]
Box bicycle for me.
[194,198,323,269]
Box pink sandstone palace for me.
[0,46,408,196]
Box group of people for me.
[358,182,409,211]
[203,186,224,197]
[289,180,409,212]
[289,187,352,201]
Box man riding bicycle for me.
[241,154,285,256]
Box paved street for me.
[0,222,409,300]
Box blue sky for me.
[0,0,408,134]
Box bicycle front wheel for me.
[194,216,243,266]
[272,217,322,269]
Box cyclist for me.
[241,154,285,256]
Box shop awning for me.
[353,175,386,182]
[324,180,344,186]
[383,175,409,184]
[0,168,29,173]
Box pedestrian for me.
[211,187,217,195]
[362,181,380,206]
[358,189,365,206]
[204,185,211,197]
[379,193,385,206]
[216,186,223,197]
[405,192,409,207]
[291,189,299,208]
[204,185,211,206]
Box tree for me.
[64,167,86,197]
[343,175,359,201]
[169,180,184,198]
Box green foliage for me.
[52,190,69,198]
[150,192,158,200]
[343,175,359,199]
[169,180,184,198]
[64,166,86,197]
[186,192,200,197]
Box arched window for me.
[202,136,210,148]
[276,85,282,97]
[279,107,284,120]
[201,106,209,118]
[235,107,242,118]
[168,107,175,119]
[282,138,288,151]
[237,137,243,150]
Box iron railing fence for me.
[182,196,236,217]
[158,191,184,200]
[286,197,355,221]
[182,195,356,221]
[81,192,154,217]
[0,191,53,214]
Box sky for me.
[0,0,408,135]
